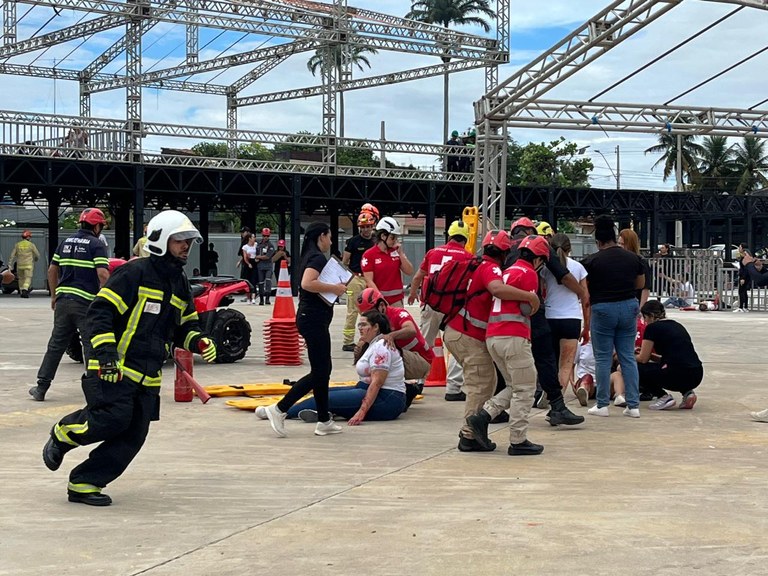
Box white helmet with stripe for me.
[375,216,401,236]
[145,210,202,256]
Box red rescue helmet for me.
[482,230,512,251]
[357,287,385,312]
[510,217,536,234]
[277,239,286,248]
[519,235,551,260]
[358,211,376,226]
[361,203,380,221]
[79,207,107,226]
[21,230,32,239]
[262,227,271,236]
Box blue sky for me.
[3,0,768,191]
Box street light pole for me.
[595,148,619,190]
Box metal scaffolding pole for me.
[186,0,199,63]
[2,0,16,45]
[126,0,145,161]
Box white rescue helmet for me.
[376,216,401,236]
[145,210,202,256]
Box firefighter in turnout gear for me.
[41,210,218,506]
[10,230,40,297]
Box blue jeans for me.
[590,299,640,409]
[287,382,406,421]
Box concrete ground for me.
[1,294,767,576]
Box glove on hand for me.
[99,360,123,383]
[198,337,217,363]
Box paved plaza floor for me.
[0,294,766,576]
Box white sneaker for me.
[315,419,343,436]
[265,404,287,437]
[255,406,267,420]
[587,405,610,417]
[733,308,743,313]
[744,308,750,313]
[750,408,768,422]
[613,394,627,407]
[623,407,640,418]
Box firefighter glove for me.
[198,337,217,363]
[99,360,123,383]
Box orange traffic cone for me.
[424,336,447,387]
[272,260,295,320]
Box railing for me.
[648,255,725,307]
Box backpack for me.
[422,256,484,322]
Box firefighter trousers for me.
[54,374,160,490]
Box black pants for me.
[278,313,333,422]
[738,282,750,310]
[638,363,703,397]
[257,267,271,301]
[36,298,92,390]
[55,375,159,489]
[530,313,564,403]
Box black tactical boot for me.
[548,397,585,426]
[508,439,544,456]
[457,434,496,452]
[67,490,112,506]
[465,410,494,450]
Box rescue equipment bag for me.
[421,256,484,322]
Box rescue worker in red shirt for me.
[465,235,550,455]
[361,216,414,307]
[408,219,473,401]
[443,230,540,453]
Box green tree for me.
[508,138,593,187]
[405,0,494,153]
[307,44,377,138]
[696,135,736,193]
[238,142,274,161]
[644,128,703,188]
[732,136,768,194]
[191,141,228,157]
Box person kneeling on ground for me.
[635,300,702,410]
[259,310,408,426]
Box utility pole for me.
[615,144,621,190]
[676,134,683,191]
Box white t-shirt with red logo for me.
[361,245,404,304]
[446,257,503,341]
[486,259,538,340]
[355,337,406,393]
[385,306,435,364]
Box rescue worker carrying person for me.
[40,210,217,507]
[9,229,40,298]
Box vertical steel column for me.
[725,217,733,262]
[426,182,436,251]
[46,193,60,264]
[745,197,753,250]
[79,80,91,117]
[485,0,509,92]
[226,90,238,159]
[126,0,145,162]
[473,111,507,237]
[3,0,16,45]
[133,165,145,248]
[321,0,345,172]
[650,192,659,252]
[114,203,131,259]
[290,175,302,295]
[186,0,199,63]
[330,205,340,256]
[198,199,209,273]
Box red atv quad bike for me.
[67,259,253,364]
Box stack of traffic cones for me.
[424,336,447,387]
[263,261,303,366]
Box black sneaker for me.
[67,490,112,507]
[548,406,585,426]
[444,392,466,402]
[490,411,509,424]
[508,439,544,456]
[21,289,29,298]
[341,344,356,352]
[29,385,47,401]
[466,410,493,450]
[457,435,496,452]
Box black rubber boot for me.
[67,490,112,506]
[548,397,585,426]
[42,429,70,471]
[21,289,29,298]
[466,410,493,450]
[508,439,544,456]
[457,434,496,452]
[29,385,48,401]
[444,392,466,402]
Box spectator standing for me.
[65,124,89,158]
[29,208,110,402]
[619,228,651,307]
[341,210,377,351]
[581,214,645,418]
[263,222,347,438]
[735,243,751,312]
[207,242,219,276]
[272,239,291,282]
[40,210,216,506]
[236,226,251,280]
[242,234,259,305]
[9,230,40,298]
[361,217,414,307]
[740,253,768,288]
[255,228,276,305]
[446,130,463,172]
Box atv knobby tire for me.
[210,308,251,363]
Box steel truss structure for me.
[473,0,768,235]
[0,0,509,166]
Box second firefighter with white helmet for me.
[360,216,414,308]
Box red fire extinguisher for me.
[174,348,194,402]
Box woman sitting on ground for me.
[285,310,408,424]
[635,300,702,410]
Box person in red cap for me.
[271,238,291,285]
[443,230,540,453]
[30,208,110,401]
[10,229,40,298]
[254,227,276,305]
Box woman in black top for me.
[637,300,703,410]
[264,222,348,437]
[581,215,645,417]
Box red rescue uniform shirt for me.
[446,256,503,341]
[486,259,538,341]
[361,245,404,304]
[385,306,435,364]
[418,239,474,302]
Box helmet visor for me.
[170,230,202,243]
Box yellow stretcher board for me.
[226,395,424,411]
[204,381,357,397]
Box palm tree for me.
[697,135,736,193]
[732,136,768,194]
[644,130,703,189]
[405,0,495,157]
[307,44,377,138]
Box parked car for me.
[707,244,740,260]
